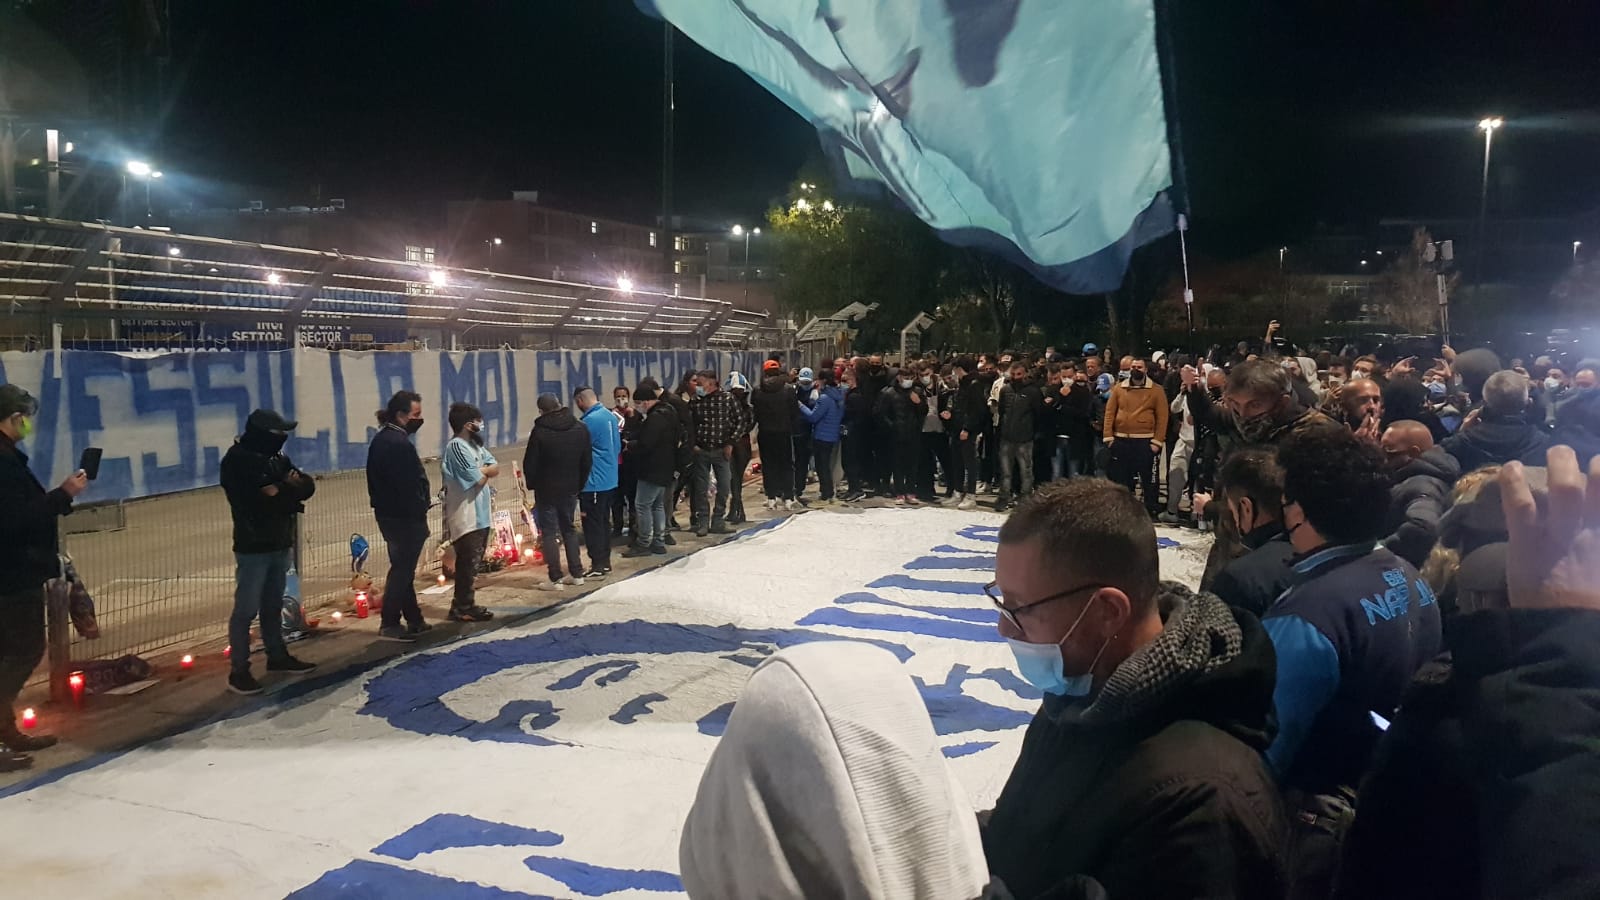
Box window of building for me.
[404,245,435,265]
[673,282,682,296]
[674,235,687,252]
[674,260,684,274]
[590,221,598,235]
[649,231,658,248]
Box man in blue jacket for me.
[574,387,619,579]
[1265,425,1442,900]
[799,370,845,505]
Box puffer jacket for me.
[522,407,593,501]
[875,382,924,440]
[800,384,845,443]
[1440,411,1550,474]
[983,586,1286,900]
[997,379,1044,444]
[1384,446,1461,567]
[751,375,795,437]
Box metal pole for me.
[660,22,675,279]
[742,231,750,305]
[45,129,61,217]
[1476,127,1494,288]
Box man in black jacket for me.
[875,368,925,503]
[984,479,1286,899]
[0,384,87,770]
[366,390,432,642]
[1441,369,1551,473]
[220,409,318,695]
[1210,446,1296,618]
[523,393,592,589]
[751,362,796,508]
[949,357,987,509]
[1379,420,1460,567]
[995,362,1043,511]
[622,385,679,556]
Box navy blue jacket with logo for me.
[1262,543,1442,794]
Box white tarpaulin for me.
[0,509,1209,898]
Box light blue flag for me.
[640,0,1176,293]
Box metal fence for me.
[0,212,778,351]
[63,443,531,662]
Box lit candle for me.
[21,708,36,730]
[180,654,194,670]
[437,574,447,586]
[68,671,85,707]
[331,611,342,622]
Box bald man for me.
[1339,378,1383,435]
[1378,419,1461,567]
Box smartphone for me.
[79,447,103,481]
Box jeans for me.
[811,440,837,500]
[1051,437,1085,481]
[757,431,794,500]
[230,549,290,672]
[729,437,752,520]
[451,528,489,611]
[955,433,978,495]
[919,431,950,498]
[1166,437,1195,515]
[0,587,46,738]
[997,440,1033,504]
[692,448,732,527]
[635,481,668,547]
[536,495,584,580]
[376,517,429,629]
[613,462,637,533]
[1109,437,1159,512]
[792,433,813,499]
[580,489,615,569]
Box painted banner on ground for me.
[0,509,1212,898]
[0,348,773,501]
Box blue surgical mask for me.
[1426,380,1447,398]
[694,386,707,398]
[1004,596,1112,697]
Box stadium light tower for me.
[1475,116,1504,286]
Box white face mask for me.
[1545,377,1563,391]
[920,375,933,386]
[899,378,915,389]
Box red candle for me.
[180,654,194,671]
[68,671,85,707]
[20,708,36,730]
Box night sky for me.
[153,0,1600,253]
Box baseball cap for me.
[763,360,781,372]
[798,367,815,383]
[1081,343,1099,356]
[246,408,298,433]
[634,385,660,402]
[726,372,750,392]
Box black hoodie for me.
[223,426,316,554]
[751,374,795,436]
[983,587,1286,900]
[1440,410,1550,474]
[522,407,592,501]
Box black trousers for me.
[892,435,919,496]
[792,433,814,499]
[844,431,870,495]
[612,461,637,533]
[758,431,794,500]
[954,433,978,495]
[812,440,837,500]
[0,588,45,740]
[376,516,428,629]
[870,422,895,493]
[451,527,489,611]
[580,488,614,570]
[1108,437,1159,511]
[730,437,753,520]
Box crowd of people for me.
[678,338,1600,899]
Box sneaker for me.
[763,498,778,510]
[266,654,317,674]
[895,496,909,506]
[4,732,57,753]
[448,606,495,622]
[1198,520,1213,533]
[845,491,868,503]
[695,523,710,537]
[907,496,923,506]
[0,750,32,773]
[710,523,734,535]
[538,580,566,592]
[650,543,668,555]
[668,517,683,531]
[227,671,265,695]
[1158,512,1180,524]
[583,567,611,580]
[407,622,434,636]
[663,533,677,546]
[622,545,655,559]
[562,575,586,586]
[378,625,419,642]
[957,495,977,510]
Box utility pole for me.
[660,22,676,284]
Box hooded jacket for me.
[521,407,592,501]
[876,381,925,440]
[1210,525,1297,618]
[1440,410,1550,474]
[680,642,994,900]
[0,432,74,594]
[222,426,316,554]
[751,375,795,437]
[983,587,1287,900]
[630,402,681,487]
[1383,446,1460,568]
[580,403,620,493]
[799,384,845,443]
[953,373,991,436]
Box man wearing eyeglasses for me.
[981,479,1287,900]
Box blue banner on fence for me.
[0,348,773,501]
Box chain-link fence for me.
[61,442,531,662]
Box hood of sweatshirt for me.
[535,408,581,432]
[1394,445,1460,485]
[679,642,990,900]
[759,374,789,394]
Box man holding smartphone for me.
[0,384,88,770]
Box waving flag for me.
[641,0,1176,293]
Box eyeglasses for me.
[984,581,1106,639]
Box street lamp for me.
[123,160,161,224]
[487,236,503,268]
[1476,116,1505,287]
[428,269,449,288]
[1574,240,1583,263]
[731,224,761,304]
[617,275,634,293]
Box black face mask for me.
[1130,371,1147,386]
[404,418,424,435]
[870,366,886,375]
[241,427,288,456]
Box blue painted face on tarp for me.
[358,619,1036,748]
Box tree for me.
[1375,227,1454,334]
